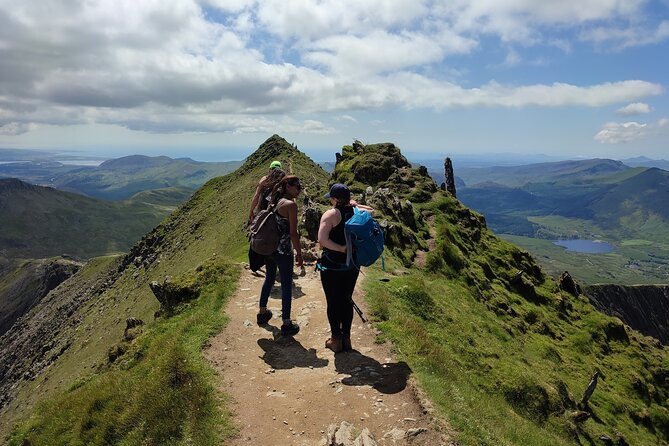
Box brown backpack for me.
[249,203,280,256]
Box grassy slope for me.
[331,145,669,445]
[365,193,669,445]
[0,180,173,259]
[3,135,330,445]
[127,186,194,208]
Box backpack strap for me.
[315,251,354,272]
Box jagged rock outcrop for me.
[0,257,83,336]
[150,276,199,315]
[558,271,581,296]
[331,141,412,188]
[444,157,456,197]
[584,284,669,344]
[302,196,322,242]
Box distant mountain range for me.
[0,153,241,200]
[621,156,669,170]
[0,178,176,259]
[420,156,669,186]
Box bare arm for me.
[318,209,346,253]
[349,199,376,216]
[248,176,266,222]
[280,200,303,267]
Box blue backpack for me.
[344,207,385,269]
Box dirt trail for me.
[205,263,450,445]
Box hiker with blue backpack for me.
[317,183,377,353]
[254,175,304,336]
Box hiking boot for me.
[256,309,272,325]
[280,321,300,336]
[342,336,352,351]
[325,337,343,353]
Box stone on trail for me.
[319,421,378,446]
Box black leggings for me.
[320,268,360,337]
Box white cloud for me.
[595,121,648,143]
[254,0,428,40]
[381,77,662,109]
[616,102,652,115]
[337,115,358,123]
[436,0,646,43]
[201,0,257,13]
[0,0,664,138]
[303,29,476,75]
[581,21,669,49]
[594,118,669,143]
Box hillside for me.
[0,178,174,259]
[0,155,242,200]
[2,136,668,446]
[0,257,82,336]
[457,162,669,285]
[53,155,242,200]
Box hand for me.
[350,199,358,206]
[296,253,304,268]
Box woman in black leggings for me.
[318,183,375,353]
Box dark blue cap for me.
[324,183,350,200]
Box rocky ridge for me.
[0,257,83,336]
[585,284,669,344]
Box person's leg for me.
[275,252,294,322]
[259,255,277,309]
[340,269,359,350]
[320,269,342,337]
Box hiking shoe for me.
[256,310,273,325]
[280,321,300,336]
[325,337,343,353]
[342,336,352,351]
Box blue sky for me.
[0,0,667,162]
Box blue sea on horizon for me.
[553,239,615,254]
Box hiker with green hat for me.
[249,161,285,224]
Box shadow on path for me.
[334,351,412,394]
[257,325,329,370]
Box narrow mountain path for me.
[414,215,437,269]
[205,263,450,445]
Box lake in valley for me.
[553,239,615,253]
